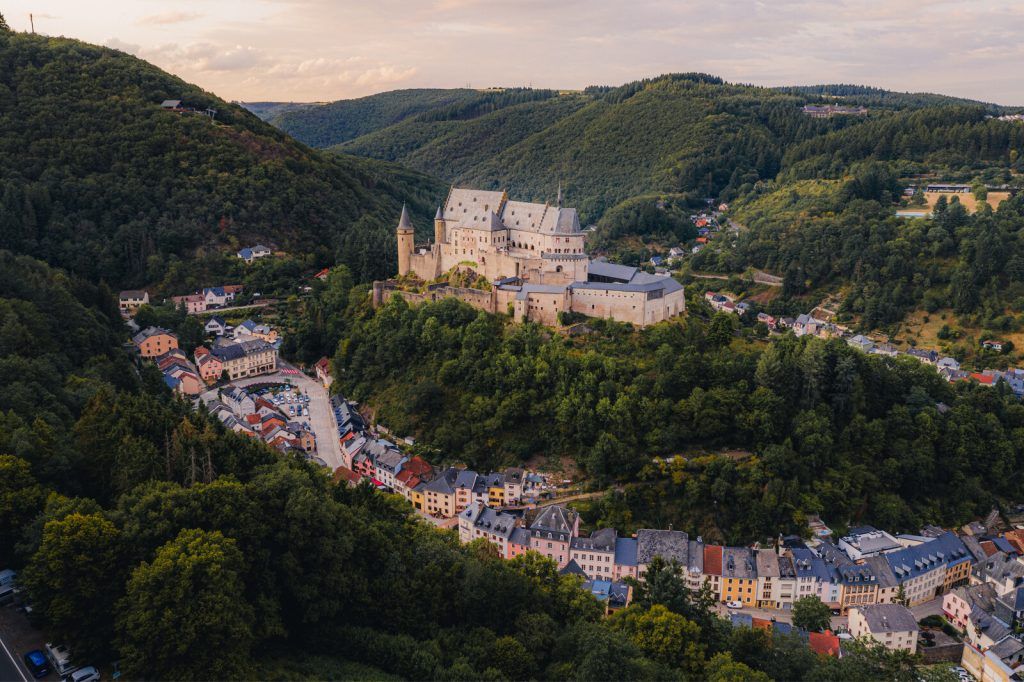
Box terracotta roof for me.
[703,545,723,576]
[333,466,360,485]
[980,540,999,557]
[1004,529,1024,554]
[808,631,841,657]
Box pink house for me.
[172,293,207,314]
[528,505,579,569]
[195,348,223,383]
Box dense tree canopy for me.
[0,32,444,287]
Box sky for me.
[3,0,1024,104]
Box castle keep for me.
[392,187,685,327]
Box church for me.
[394,187,685,327]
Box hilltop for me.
[266,75,1011,223]
[0,31,445,288]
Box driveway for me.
[200,363,343,471]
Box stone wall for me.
[373,281,498,316]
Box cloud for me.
[145,43,265,72]
[105,38,141,55]
[136,11,204,26]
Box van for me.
[45,643,76,677]
[0,584,15,606]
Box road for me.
[192,300,277,316]
[200,364,343,471]
[0,632,27,682]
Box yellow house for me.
[409,484,426,512]
[722,548,757,606]
[488,482,505,507]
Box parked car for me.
[24,650,50,679]
[0,583,15,606]
[725,601,743,609]
[46,642,76,677]
[64,665,101,682]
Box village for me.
[327,375,1024,679]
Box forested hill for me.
[0,32,444,287]
[265,74,1008,223]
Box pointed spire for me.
[398,203,413,231]
[435,205,443,220]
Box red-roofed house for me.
[333,466,360,487]
[313,268,330,281]
[315,357,332,388]
[703,545,724,600]
[808,631,841,657]
[971,373,996,385]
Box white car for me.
[725,601,743,609]
[64,666,101,682]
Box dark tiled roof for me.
[636,529,689,565]
[854,604,919,633]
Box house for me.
[703,545,724,600]
[649,255,664,267]
[118,290,149,315]
[884,531,973,605]
[870,343,899,357]
[160,99,182,109]
[668,247,685,259]
[613,537,639,581]
[423,468,462,517]
[983,340,1005,352]
[906,348,939,365]
[233,319,257,339]
[570,529,618,580]
[756,550,797,610]
[722,547,758,607]
[237,245,272,264]
[209,339,277,380]
[528,505,579,568]
[503,467,524,505]
[205,316,228,336]
[315,357,332,388]
[313,268,330,281]
[203,286,235,309]
[507,528,533,559]
[171,293,207,314]
[943,583,1010,649]
[806,631,842,658]
[848,604,919,653]
[839,526,902,561]
[133,327,178,358]
[636,529,689,577]
[581,579,632,615]
[847,335,875,353]
[756,312,777,329]
[195,349,223,383]
[458,503,519,557]
[251,322,278,344]
[937,357,961,372]
[163,364,203,396]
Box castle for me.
[392,187,685,327]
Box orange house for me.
[133,327,179,359]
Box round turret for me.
[397,204,414,276]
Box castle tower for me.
[433,205,445,245]
[396,203,414,276]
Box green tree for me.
[792,595,832,632]
[704,652,772,682]
[0,454,46,558]
[608,604,705,673]
[22,513,125,660]
[116,529,255,680]
[0,12,8,31]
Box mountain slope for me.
[0,32,444,286]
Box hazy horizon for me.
[3,0,1024,106]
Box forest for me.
[332,294,1024,543]
[1,249,960,681]
[0,31,444,288]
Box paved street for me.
[0,634,27,682]
[200,363,343,471]
[912,596,945,620]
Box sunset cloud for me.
[4,0,1024,103]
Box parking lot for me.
[1,597,43,681]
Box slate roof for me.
[530,505,577,542]
[613,537,638,567]
[756,550,780,578]
[209,339,275,361]
[509,527,532,547]
[572,528,617,553]
[587,260,640,283]
[559,559,587,577]
[132,326,175,345]
[636,529,689,565]
[581,579,631,607]
[854,604,919,633]
[886,532,971,582]
[722,547,756,579]
[514,283,567,300]
[460,502,517,540]
[687,540,705,575]
[862,555,899,588]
